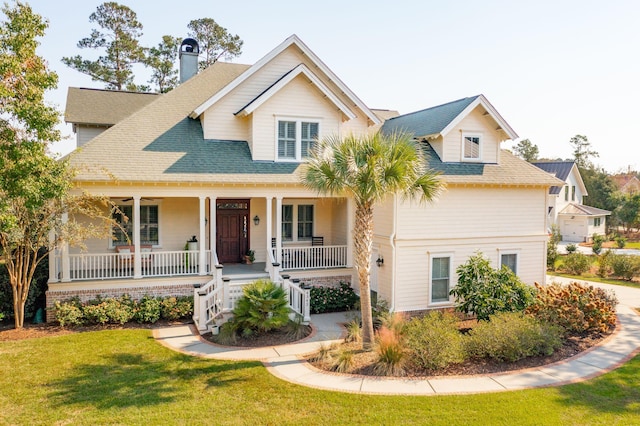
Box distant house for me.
[611,174,640,195]
[48,35,561,327]
[532,161,610,242]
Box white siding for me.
[77,126,108,147]
[441,107,502,163]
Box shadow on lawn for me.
[556,355,640,415]
[48,352,259,409]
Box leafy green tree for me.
[617,194,640,233]
[303,132,442,348]
[144,35,180,93]
[1,2,116,328]
[187,18,243,69]
[570,134,599,169]
[61,2,146,91]
[513,138,539,162]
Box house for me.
[47,35,561,326]
[532,161,610,242]
[611,174,640,195]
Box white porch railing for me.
[284,277,311,323]
[274,245,348,270]
[68,253,133,280]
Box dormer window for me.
[277,118,319,161]
[462,132,482,161]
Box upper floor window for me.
[571,185,576,201]
[462,133,481,161]
[564,186,569,201]
[277,119,319,161]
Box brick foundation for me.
[297,275,351,288]
[45,283,195,322]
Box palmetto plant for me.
[231,279,289,336]
[303,132,442,348]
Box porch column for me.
[133,195,142,278]
[266,197,273,263]
[60,212,70,282]
[48,229,58,283]
[276,196,283,264]
[210,196,217,265]
[346,196,354,267]
[199,196,206,275]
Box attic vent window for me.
[462,132,482,161]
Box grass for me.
[624,241,640,249]
[1,329,640,425]
[548,271,640,289]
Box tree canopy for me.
[187,18,243,69]
[570,134,599,169]
[144,35,180,93]
[512,139,539,162]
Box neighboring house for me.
[47,35,561,326]
[611,174,640,195]
[532,161,610,242]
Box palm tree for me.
[303,132,443,348]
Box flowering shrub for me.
[160,296,194,320]
[54,297,84,327]
[310,282,359,314]
[525,282,617,334]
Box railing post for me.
[199,196,206,276]
[222,277,230,310]
[281,274,290,304]
[303,287,311,323]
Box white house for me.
[48,35,561,327]
[532,161,610,242]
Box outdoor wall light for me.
[253,215,260,226]
[376,255,384,267]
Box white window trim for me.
[428,251,454,306]
[275,116,321,162]
[498,249,520,275]
[461,132,482,162]
[281,201,316,243]
[109,200,162,249]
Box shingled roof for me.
[65,88,159,126]
[531,161,576,195]
[559,203,611,216]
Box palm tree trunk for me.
[354,201,375,349]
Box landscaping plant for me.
[562,252,591,275]
[403,311,465,371]
[229,279,289,336]
[609,253,640,281]
[309,281,359,314]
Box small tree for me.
[187,18,243,70]
[513,139,539,162]
[450,252,535,321]
[570,134,599,169]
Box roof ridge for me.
[387,95,480,121]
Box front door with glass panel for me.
[216,200,249,263]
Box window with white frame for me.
[594,217,601,227]
[500,253,518,274]
[431,256,451,303]
[113,204,159,246]
[571,185,576,201]
[564,186,569,201]
[277,119,319,161]
[462,133,481,160]
[281,203,314,241]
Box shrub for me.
[450,252,535,321]
[230,279,289,336]
[526,282,618,334]
[615,236,627,249]
[609,254,640,281]
[0,253,48,322]
[404,311,465,371]
[310,282,359,314]
[597,250,612,278]
[565,243,578,254]
[547,225,561,269]
[133,295,161,323]
[562,252,591,275]
[592,233,604,255]
[465,312,563,362]
[82,295,134,325]
[54,298,85,327]
[374,325,406,376]
[161,296,193,320]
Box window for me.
[277,119,319,161]
[281,203,314,241]
[571,185,576,201]
[500,253,518,274]
[113,205,159,246]
[564,186,569,201]
[431,256,451,303]
[594,217,601,227]
[462,133,481,160]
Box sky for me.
[20,0,640,173]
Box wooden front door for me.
[216,200,249,263]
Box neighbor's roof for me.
[64,87,159,126]
[380,95,518,140]
[559,203,611,216]
[531,161,577,195]
[423,143,565,187]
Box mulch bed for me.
[203,325,312,347]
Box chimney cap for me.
[180,38,199,55]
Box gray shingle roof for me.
[559,203,611,216]
[531,161,576,194]
[380,96,479,137]
[65,88,159,126]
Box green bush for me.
[592,233,604,255]
[465,312,563,362]
[547,225,561,269]
[54,298,85,327]
[310,282,358,314]
[230,279,289,336]
[404,311,465,371]
[565,243,577,254]
[0,253,48,322]
[562,252,591,275]
[609,253,640,281]
[526,282,618,334]
[134,295,161,323]
[450,252,535,321]
[615,236,627,249]
[161,296,193,320]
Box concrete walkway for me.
[154,278,640,395]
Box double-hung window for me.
[113,204,159,246]
[431,256,451,303]
[277,119,319,161]
[462,133,481,161]
[500,253,518,274]
[281,203,314,241]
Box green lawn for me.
[548,271,640,289]
[1,329,639,425]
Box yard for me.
[1,327,639,425]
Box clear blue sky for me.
[25,0,640,172]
